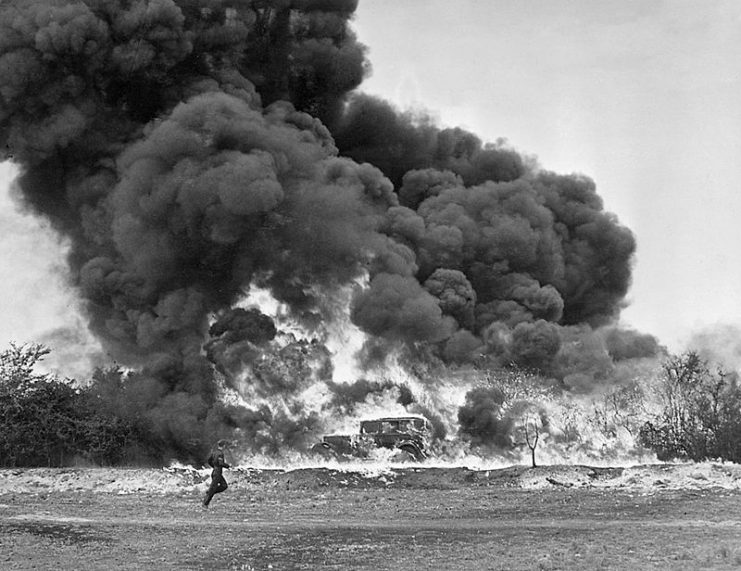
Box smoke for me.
[457,386,513,449]
[327,378,413,415]
[332,94,526,189]
[0,0,659,463]
[685,324,741,371]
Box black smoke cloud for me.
[0,0,652,461]
[0,0,380,459]
[327,378,412,414]
[332,94,526,190]
[457,386,512,449]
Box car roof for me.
[362,415,429,422]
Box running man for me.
[203,439,231,507]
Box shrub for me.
[0,344,79,466]
[0,344,137,467]
[639,351,741,462]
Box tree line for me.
[1,342,741,467]
[0,343,141,467]
[638,351,741,462]
[456,351,741,466]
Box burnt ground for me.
[1,465,741,570]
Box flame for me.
[218,288,662,469]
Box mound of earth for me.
[1,462,740,495]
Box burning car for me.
[311,415,432,462]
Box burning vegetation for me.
[1,0,737,468]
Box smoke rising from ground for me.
[0,0,657,462]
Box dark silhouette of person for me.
[203,439,231,507]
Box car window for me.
[361,421,380,434]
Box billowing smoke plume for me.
[458,386,512,449]
[0,0,655,462]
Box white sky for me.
[1,0,740,373]
[0,161,102,377]
[0,161,69,340]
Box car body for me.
[311,415,432,462]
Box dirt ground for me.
[1,464,741,570]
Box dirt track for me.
[1,464,741,570]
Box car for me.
[311,415,432,462]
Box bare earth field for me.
[1,463,741,570]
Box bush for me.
[0,344,136,467]
[0,344,78,466]
[639,352,741,462]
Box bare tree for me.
[510,401,547,468]
[523,411,541,468]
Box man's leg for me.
[203,477,217,506]
[214,475,228,495]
